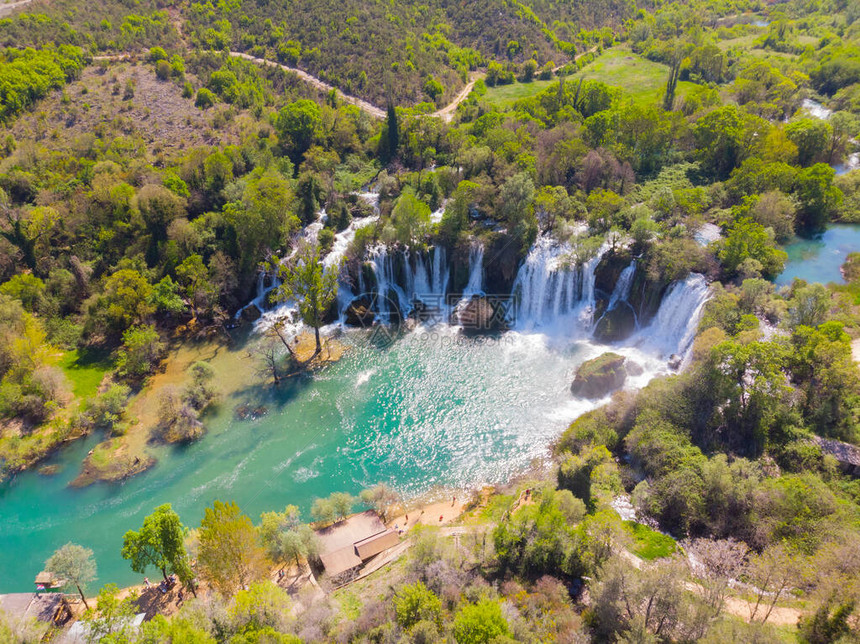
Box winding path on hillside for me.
[230,45,599,122]
[228,51,387,118]
[0,0,35,16]
[86,44,599,122]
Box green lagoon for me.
[0,326,664,592]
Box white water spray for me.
[637,273,710,359]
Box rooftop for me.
[315,510,386,557]
[314,510,400,578]
[0,593,65,623]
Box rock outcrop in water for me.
[458,296,507,334]
[345,297,376,326]
[571,353,627,398]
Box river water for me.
[776,224,860,286]
[0,324,670,592]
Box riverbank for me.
[70,330,349,487]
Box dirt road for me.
[228,52,387,118]
[0,0,35,16]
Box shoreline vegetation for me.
[21,477,811,642]
[2,329,349,487]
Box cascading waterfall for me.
[237,202,711,369]
[430,246,449,301]
[461,244,485,300]
[594,259,639,331]
[234,272,268,319]
[362,245,453,321]
[368,246,410,322]
[510,237,608,331]
[326,215,379,324]
[606,261,636,312]
[638,273,710,358]
[243,204,380,330]
[454,244,485,323]
[356,190,381,214]
[578,246,608,327]
[412,253,432,300]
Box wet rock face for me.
[594,249,633,299]
[483,233,526,296]
[345,297,376,326]
[239,304,262,324]
[457,296,508,335]
[626,270,668,326]
[571,352,627,399]
[592,304,638,343]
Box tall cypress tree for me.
[386,102,399,162]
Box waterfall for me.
[324,215,379,269]
[638,273,710,358]
[430,246,449,298]
[461,244,485,299]
[835,151,860,176]
[607,261,636,311]
[360,245,453,322]
[412,253,432,300]
[356,189,381,214]
[802,98,832,120]
[579,246,607,327]
[694,223,722,247]
[369,246,403,322]
[234,271,272,319]
[510,237,607,331]
[454,244,485,323]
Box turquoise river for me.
[0,325,666,592]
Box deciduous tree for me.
[198,501,268,595]
[45,543,97,609]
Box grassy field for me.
[59,349,112,399]
[570,47,696,104]
[717,33,759,51]
[481,78,558,108]
[483,47,696,109]
[624,521,678,560]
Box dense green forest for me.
[2,0,860,640]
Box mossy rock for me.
[593,305,638,343]
[571,352,627,399]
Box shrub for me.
[195,88,217,110]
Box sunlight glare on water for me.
[0,324,665,591]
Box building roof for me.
[315,510,385,557]
[314,511,402,577]
[34,571,64,587]
[0,593,65,623]
[319,547,363,578]
[354,529,399,560]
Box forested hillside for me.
[183,0,631,105]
